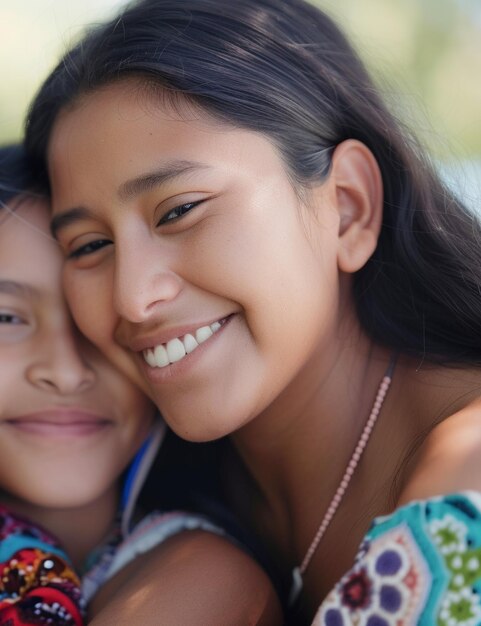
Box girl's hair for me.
[0,144,36,207]
[25,0,481,366]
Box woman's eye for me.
[157,200,203,226]
[69,239,111,259]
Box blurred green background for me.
[1,0,480,200]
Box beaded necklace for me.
[289,357,396,606]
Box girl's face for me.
[49,82,344,441]
[0,197,155,509]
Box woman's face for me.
[49,82,343,441]
[0,197,155,509]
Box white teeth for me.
[145,349,156,367]
[143,318,225,368]
[183,333,198,354]
[154,344,169,367]
[195,325,213,343]
[166,338,186,363]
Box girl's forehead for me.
[0,199,50,238]
[0,200,61,284]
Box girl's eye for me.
[0,309,32,343]
[0,312,24,325]
[157,200,203,226]
[69,239,111,259]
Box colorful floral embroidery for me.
[439,589,481,626]
[426,510,481,625]
[0,507,83,626]
[429,516,468,556]
[315,524,429,625]
[313,493,481,626]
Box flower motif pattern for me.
[312,492,481,626]
[0,506,84,626]
[429,516,468,556]
[439,589,481,626]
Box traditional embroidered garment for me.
[0,506,83,626]
[313,492,481,626]
[0,420,226,621]
[0,420,270,619]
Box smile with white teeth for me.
[142,320,223,368]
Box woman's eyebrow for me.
[50,207,91,240]
[50,160,211,239]
[118,160,210,202]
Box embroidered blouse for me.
[313,492,481,626]
[0,505,83,626]
[0,421,225,625]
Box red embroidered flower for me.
[340,568,373,610]
[0,586,82,626]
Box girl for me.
[0,145,281,625]
[25,0,481,623]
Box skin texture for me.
[89,531,282,625]
[48,81,481,621]
[0,198,155,563]
[0,197,282,625]
[49,83,377,443]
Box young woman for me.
[0,145,281,625]
[25,0,481,623]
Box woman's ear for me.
[329,139,383,273]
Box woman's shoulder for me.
[313,490,481,625]
[398,394,481,506]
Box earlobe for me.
[330,140,383,274]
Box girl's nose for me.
[26,329,96,395]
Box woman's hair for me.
[25,0,481,366]
[0,144,36,208]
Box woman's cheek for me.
[64,268,111,344]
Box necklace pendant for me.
[288,566,304,607]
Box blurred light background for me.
[1,0,480,208]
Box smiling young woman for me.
[47,88,347,445]
[25,0,481,623]
[0,145,282,625]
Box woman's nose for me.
[113,237,183,323]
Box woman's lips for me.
[142,318,227,369]
[5,410,112,437]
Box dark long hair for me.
[25,0,481,366]
[0,144,36,208]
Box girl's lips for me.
[5,410,112,437]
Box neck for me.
[1,487,119,569]
[231,320,395,558]
[235,328,388,477]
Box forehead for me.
[48,81,288,212]
[49,81,226,173]
[0,198,50,243]
[0,199,62,290]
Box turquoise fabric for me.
[313,492,481,626]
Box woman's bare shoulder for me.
[397,394,481,506]
[89,529,282,626]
